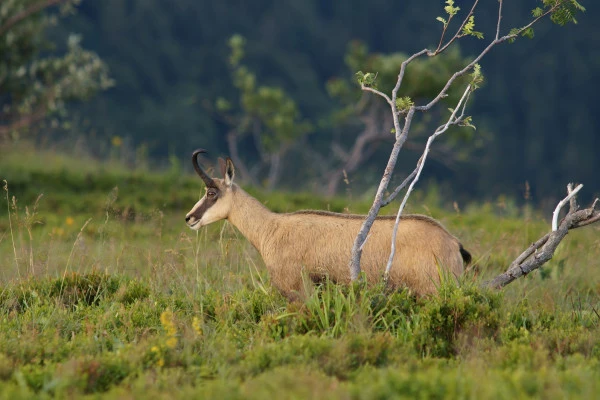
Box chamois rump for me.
[185,150,470,300]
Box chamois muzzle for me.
[192,149,216,188]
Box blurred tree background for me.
[0,0,111,141]
[2,0,598,204]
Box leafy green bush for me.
[415,282,502,357]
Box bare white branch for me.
[496,0,503,40]
[384,85,472,279]
[359,233,371,251]
[552,183,583,231]
[392,49,429,104]
[382,169,417,207]
[361,85,393,108]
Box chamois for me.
[185,149,471,300]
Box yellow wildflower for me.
[165,337,178,349]
[160,309,178,348]
[192,316,203,336]
[111,136,123,147]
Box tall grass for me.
[0,148,599,398]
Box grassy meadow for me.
[1,146,599,399]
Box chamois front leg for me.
[268,264,306,302]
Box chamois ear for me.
[224,157,235,186]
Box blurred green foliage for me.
[0,0,112,140]
[213,35,313,188]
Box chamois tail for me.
[459,244,472,265]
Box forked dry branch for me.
[486,185,600,289]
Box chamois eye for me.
[207,190,217,198]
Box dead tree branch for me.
[0,87,57,139]
[485,186,600,289]
[0,104,48,138]
[552,183,583,231]
[326,103,393,196]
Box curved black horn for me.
[192,149,216,187]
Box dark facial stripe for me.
[190,192,219,221]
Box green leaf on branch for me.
[507,26,536,43]
[355,71,365,83]
[470,63,484,89]
[462,16,484,39]
[549,0,585,26]
[531,7,544,18]
[363,72,377,87]
[355,71,377,87]
[436,16,447,27]
[444,0,460,17]
[508,28,520,43]
[395,96,414,112]
[460,116,476,130]
[521,27,535,39]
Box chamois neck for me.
[226,185,277,251]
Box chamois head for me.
[185,149,236,230]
